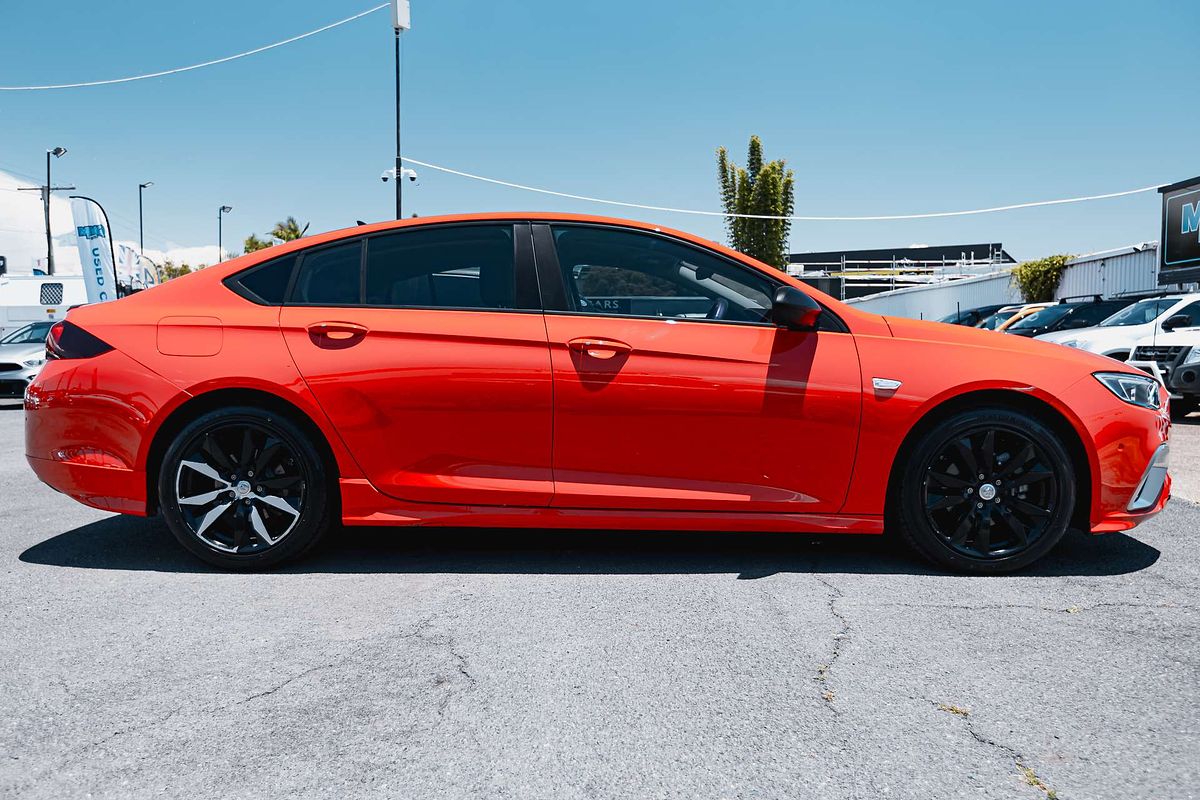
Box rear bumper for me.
[25,350,186,516]
[26,455,147,515]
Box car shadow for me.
[19,514,1160,578]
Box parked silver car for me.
[0,321,53,400]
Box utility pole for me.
[17,147,73,275]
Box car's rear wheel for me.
[158,406,331,570]
[894,407,1076,573]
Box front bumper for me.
[1059,373,1172,533]
[0,365,40,399]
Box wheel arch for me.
[144,387,340,516]
[885,388,1093,533]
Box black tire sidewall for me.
[158,406,329,570]
[896,408,1076,574]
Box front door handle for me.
[567,337,632,360]
[307,322,368,347]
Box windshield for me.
[0,322,53,345]
[1008,305,1072,330]
[977,310,1016,330]
[1099,298,1179,327]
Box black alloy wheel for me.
[895,408,1076,573]
[159,406,330,569]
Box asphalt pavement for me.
[1,402,1197,799]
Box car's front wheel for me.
[158,406,331,569]
[894,407,1076,573]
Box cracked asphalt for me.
[1,404,1198,799]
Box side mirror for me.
[1163,314,1192,332]
[771,286,822,331]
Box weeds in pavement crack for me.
[930,700,1060,798]
[813,575,849,713]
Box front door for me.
[533,223,862,513]
[280,223,554,507]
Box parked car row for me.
[943,293,1200,419]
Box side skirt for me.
[339,478,883,534]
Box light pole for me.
[392,1,411,220]
[218,205,232,264]
[138,182,153,257]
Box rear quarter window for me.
[226,254,298,305]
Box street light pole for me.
[218,205,232,264]
[391,1,410,220]
[394,26,402,220]
[138,182,154,257]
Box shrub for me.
[1011,254,1072,303]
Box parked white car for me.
[1126,308,1200,420]
[1035,293,1200,361]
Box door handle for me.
[307,322,368,347]
[567,337,632,360]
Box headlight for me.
[22,357,45,368]
[1094,372,1162,409]
[1183,347,1200,366]
[1059,339,1079,349]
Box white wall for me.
[843,271,1022,319]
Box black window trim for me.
[531,221,848,333]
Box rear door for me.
[532,223,862,513]
[279,223,554,507]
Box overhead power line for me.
[402,157,1164,222]
[0,4,388,91]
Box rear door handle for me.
[307,322,368,346]
[567,337,632,360]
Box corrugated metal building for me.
[1054,244,1161,300]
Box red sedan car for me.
[25,213,1171,572]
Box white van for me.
[0,275,87,339]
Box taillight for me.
[45,321,113,361]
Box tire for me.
[158,405,332,570]
[893,407,1076,574]
[1170,397,1198,422]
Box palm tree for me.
[270,216,310,242]
[243,216,310,254]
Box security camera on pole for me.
[392,0,411,220]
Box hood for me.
[1036,326,1100,344]
[883,315,1128,374]
[0,341,47,362]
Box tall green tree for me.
[716,136,795,270]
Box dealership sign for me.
[1159,175,1200,285]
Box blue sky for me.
[2,0,1197,263]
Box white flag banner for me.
[392,0,410,29]
[70,197,116,304]
[117,243,137,287]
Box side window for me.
[549,225,774,323]
[292,241,362,305]
[365,225,519,309]
[230,254,297,305]
[1170,301,1200,327]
